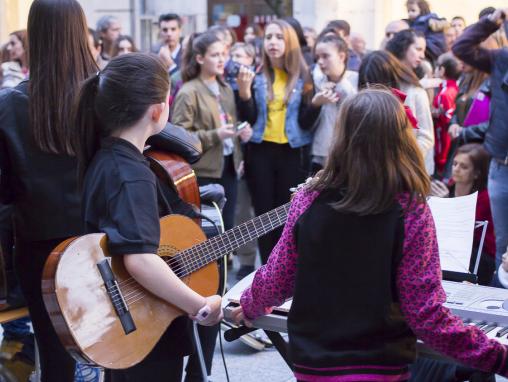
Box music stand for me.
[442,220,488,284]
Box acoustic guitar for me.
[41,202,290,369]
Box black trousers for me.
[469,249,496,286]
[198,155,238,232]
[245,141,310,264]
[15,239,76,382]
[108,353,183,382]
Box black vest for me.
[288,191,416,369]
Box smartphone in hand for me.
[236,121,249,132]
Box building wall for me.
[79,0,134,36]
[147,0,208,32]
[1,0,507,49]
[0,0,32,43]
[294,0,508,50]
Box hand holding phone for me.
[236,121,249,131]
[235,121,252,143]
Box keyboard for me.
[443,280,508,345]
[223,276,508,346]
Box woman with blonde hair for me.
[239,19,323,264]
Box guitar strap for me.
[155,176,201,220]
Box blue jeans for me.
[488,160,508,267]
[2,317,31,340]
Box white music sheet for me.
[427,192,478,274]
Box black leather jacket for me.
[0,81,83,241]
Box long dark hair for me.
[385,29,424,61]
[358,50,420,89]
[112,35,138,57]
[461,68,489,99]
[282,17,308,48]
[454,144,490,193]
[28,0,98,155]
[181,32,221,83]
[311,88,429,215]
[74,53,169,182]
[314,34,349,76]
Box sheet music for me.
[427,192,477,274]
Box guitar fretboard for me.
[173,202,290,277]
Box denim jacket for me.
[250,74,313,148]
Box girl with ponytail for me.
[75,53,223,381]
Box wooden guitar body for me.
[41,215,218,369]
[145,149,201,211]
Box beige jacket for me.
[171,78,242,179]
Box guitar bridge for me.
[97,260,136,335]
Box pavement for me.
[209,256,293,382]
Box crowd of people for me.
[1,0,508,381]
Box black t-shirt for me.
[82,137,171,255]
[82,137,193,358]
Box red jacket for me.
[433,79,459,173]
[475,189,496,258]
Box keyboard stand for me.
[224,325,292,369]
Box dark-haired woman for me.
[231,88,508,381]
[311,34,357,172]
[75,53,223,381]
[359,50,435,175]
[0,30,28,88]
[386,29,427,74]
[430,144,496,286]
[112,35,138,57]
[172,32,252,235]
[0,1,97,380]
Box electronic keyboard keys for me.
[460,318,508,344]
[488,327,508,345]
[496,326,508,338]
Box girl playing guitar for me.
[74,53,223,381]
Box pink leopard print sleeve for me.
[397,195,508,375]
[240,189,319,320]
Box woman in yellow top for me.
[237,19,331,264]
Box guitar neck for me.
[174,202,291,277]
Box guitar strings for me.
[119,211,289,304]
[119,217,285,304]
[122,233,287,305]
[116,206,287,292]
[115,207,289,304]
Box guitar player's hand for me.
[190,295,223,326]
